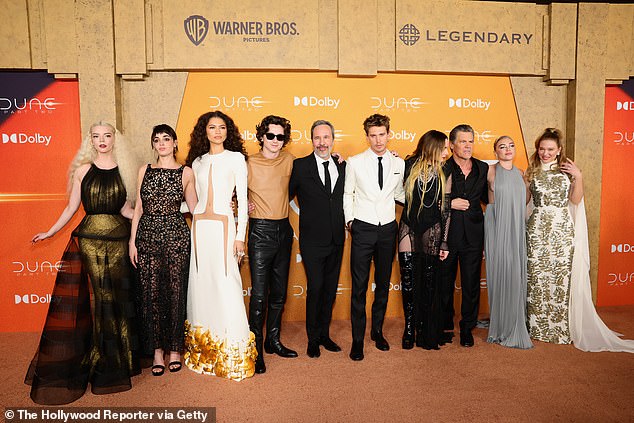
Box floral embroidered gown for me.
[526,164,574,344]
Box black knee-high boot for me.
[399,252,415,349]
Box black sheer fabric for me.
[25,165,142,405]
[399,158,452,349]
[135,165,190,354]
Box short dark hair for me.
[151,124,178,158]
[310,120,335,140]
[449,124,474,143]
[256,115,292,148]
[363,114,390,135]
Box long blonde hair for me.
[405,130,447,217]
[525,128,568,183]
[69,121,138,203]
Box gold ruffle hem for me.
[183,321,256,381]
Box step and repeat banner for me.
[176,71,528,321]
[0,72,82,332]
[598,79,634,306]
[2,70,530,332]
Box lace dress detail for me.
[399,158,452,349]
[135,165,190,354]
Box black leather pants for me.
[247,218,293,344]
[399,252,415,344]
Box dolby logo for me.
[616,101,634,111]
[293,96,340,109]
[2,132,52,146]
[449,97,491,111]
[14,293,52,304]
[611,244,633,253]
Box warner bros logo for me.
[184,15,209,46]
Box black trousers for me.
[350,219,398,342]
[440,238,483,331]
[301,243,343,343]
[247,218,293,342]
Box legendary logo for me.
[184,15,209,46]
[399,24,420,46]
[616,101,634,111]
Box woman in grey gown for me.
[484,136,532,349]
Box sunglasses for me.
[265,133,285,141]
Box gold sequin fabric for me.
[526,168,574,344]
[184,321,256,381]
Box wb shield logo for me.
[184,15,209,46]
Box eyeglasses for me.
[265,133,285,141]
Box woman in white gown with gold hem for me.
[184,111,256,380]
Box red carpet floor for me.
[3,306,634,422]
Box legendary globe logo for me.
[184,15,209,46]
[399,24,420,46]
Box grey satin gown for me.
[484,164,533,349]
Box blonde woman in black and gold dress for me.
[26,122,143,404]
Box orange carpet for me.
[3,306,634,422]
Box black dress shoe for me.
[255,355,266,373]
[264,339,298,358]
[319,337,342,352]
[370,331,390,351]
[349,341,364,361]
[460,330,474,347]
[307,342,321,358]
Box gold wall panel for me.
[396,0,541,75]
[318,0,338,70]
[510,76,567,159]
[162,0,319,69]
[0,0,31,68]
[114,0,147,77]
[606,4,634,84]
[545,3,576,84]
[42,0,77,74]
[338,0,377,75]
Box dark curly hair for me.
[255,115,292,148]
[185,111,247,166]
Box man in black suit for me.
[441,124,489,347]
[289,120,345,358]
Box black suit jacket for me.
[443,156,488,249]
[289,154,346,248]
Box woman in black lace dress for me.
[129,124,197,376]
[27,122,142,405]
[401,130,452,350]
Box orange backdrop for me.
[597,80,634,306]
[175,71,528,322]
[0,72,82,332]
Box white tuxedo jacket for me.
[343,149,405,225]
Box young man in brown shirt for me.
[247,115,298,374]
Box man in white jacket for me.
[344,114,405,361]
